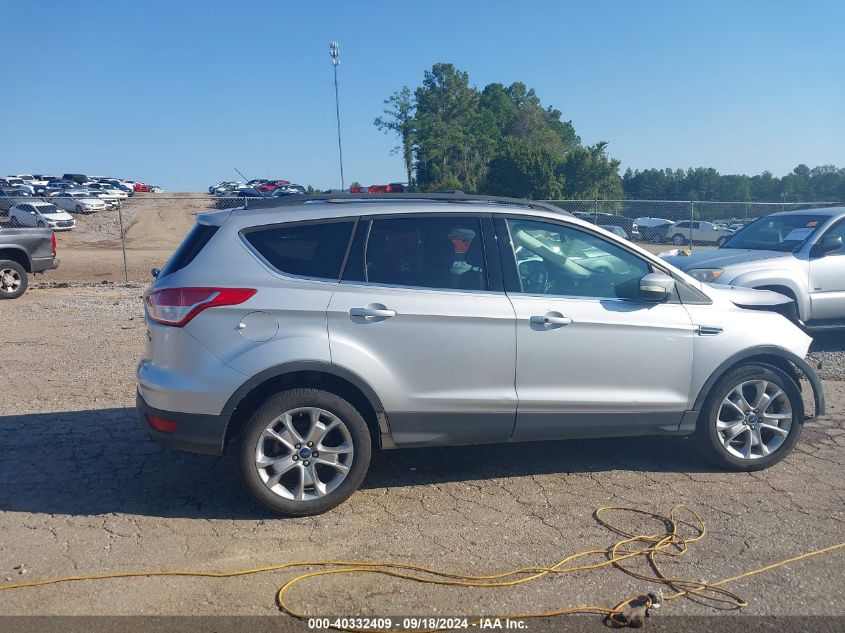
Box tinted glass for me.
[365,216,487,291]
[506,218,650,299]
[244,220,354,279]
[721,214,828,252]
[159,224,219,278]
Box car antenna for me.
[234,167,250,183]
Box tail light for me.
[51,233,57,256]
[145,287,256,327]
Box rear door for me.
[497,215,695,441]
[328,213,517,447]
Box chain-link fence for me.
[1,194,840,285]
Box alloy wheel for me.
[0,268,22,294]
[716,379,793,460]
[255,407,354,501]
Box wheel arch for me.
[0,247,32,272]
[222,361,391,450]
[691,345,825,419]
[730,271,809,321]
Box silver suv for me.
[137,194,825,516]
[662,207,845,327]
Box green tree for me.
[374,86,415,189]
[485,136,564,199]
[558,142,623,199]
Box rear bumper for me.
[137,392,229,455]
[31,255,58,273]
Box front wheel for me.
[696,364,803,471]
[672,233,687,246]
[239,388,372,516]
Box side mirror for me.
[150,267,160,279]
[812,234,843,257]
[640,272,675,302]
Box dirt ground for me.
[0,284,843,629]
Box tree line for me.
[374,63,843,202]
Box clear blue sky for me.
[3,0,843,191]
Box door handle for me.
[350,307,397,318]
[530,314,572,326]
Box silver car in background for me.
[662,207,845,327]
[137,193,825,516]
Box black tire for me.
[239,388,372,516]
[0,259,28,300]
[672,233,687,246]
[696,363,803,471]
[716,236,727,246]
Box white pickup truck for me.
[662,207,845,329]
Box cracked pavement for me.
[0,285,843,624]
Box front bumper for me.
[137,392,229,455]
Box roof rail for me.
[242,191,569,216]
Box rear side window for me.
[365,216,487,291]
[243,220,354,279]
[159,224,219,278]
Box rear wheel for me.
[672,233,687,246]
[239,388,371,516]
[696,364,803,471]
[0,260,28,299]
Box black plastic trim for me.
[136,392,229,455]
[691,346,825,418]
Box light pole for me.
[329,40,345,191]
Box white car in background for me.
[52,191,107,214]
[9,201,76,231]
[665,220,734,246]
[86,182,129,199]
[82,189,120,209]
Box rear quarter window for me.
[159,224,219,278]
[242,220,354,280]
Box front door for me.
[328,214,517,447]
[498,216,696,441]
[808,219,845,321]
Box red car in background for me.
[257,179,291,192]
[350,182,406,194]
[134,182,150,193]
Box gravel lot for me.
[0,285,843,628]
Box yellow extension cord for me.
[1,504,843,631]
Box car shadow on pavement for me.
[0,407,719,520]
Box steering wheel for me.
[518,259,549,294]
[513,229,591,278]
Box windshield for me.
[38,205,61,215]
[720,214,828,252]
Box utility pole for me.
[329,41,345,191]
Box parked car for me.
[664,220,733,246]
[0,224,58,299]
[150,185,165,193]
[571,211,634,236]
[62,174,94,185]
[97,178,134,195]
[632,217,674,243]
[0,189,34,213]
[662,207,845,327]
[215,189,265,208]
[257,180,291,192]
[134,182,151,193]
[9,202,76,231]
[85,182,130,198]
[599,224,629,240]
[137,192,824,516]
[52,191,107,213]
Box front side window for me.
[365,216,487,291]
[243,220,354,280]
[506,218,650,299]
